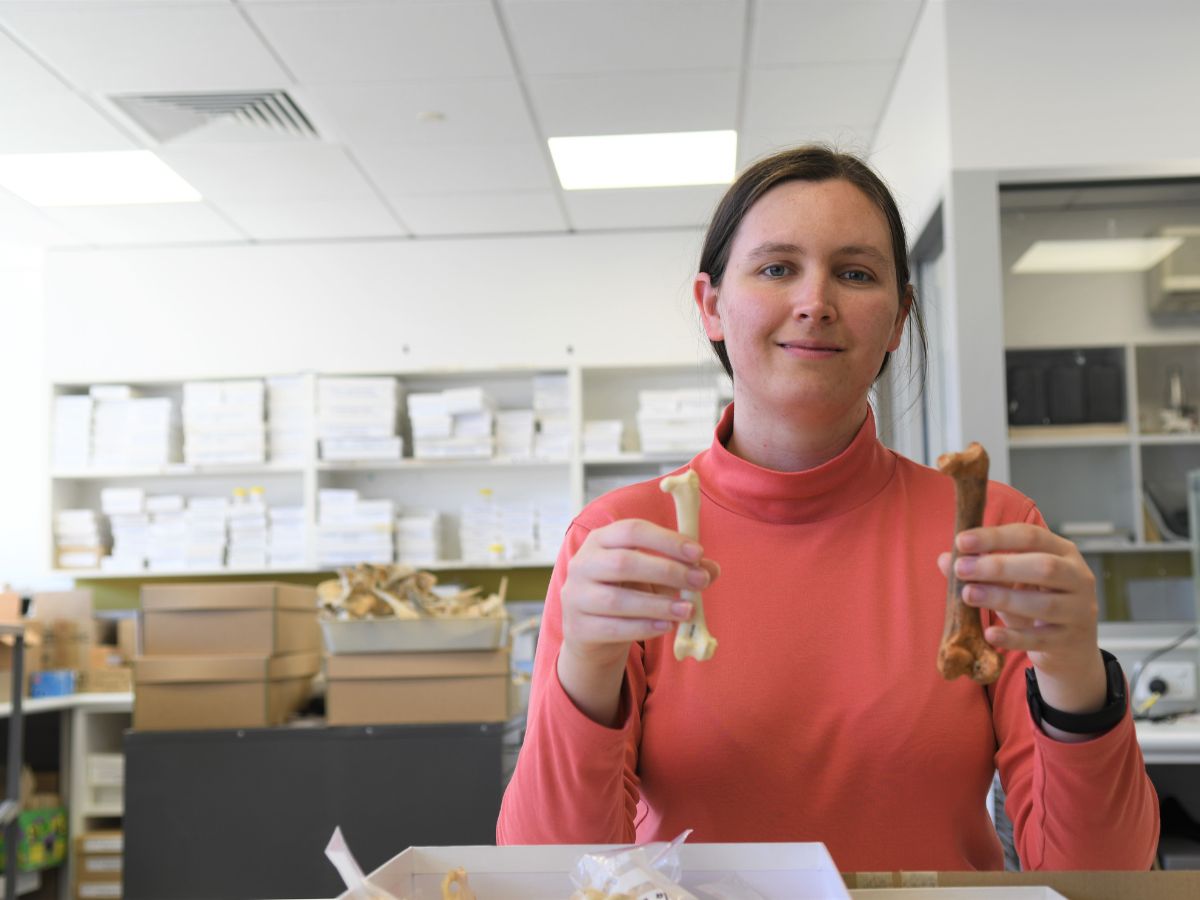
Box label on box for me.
[83,856,121,874]
[77,882,121,899]
[79,836,122,854]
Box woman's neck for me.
[724,395,870,472]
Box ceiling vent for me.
[111,90,319,144]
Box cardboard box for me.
[326,650,509,725]
[320,614,507,653]
[140,582,318,656]
[77,667,133,694]
[116,618,137,663]
[76,854,121,881]
[842,871,1200,899]
[76,832,122,856]
[0,806,67,872]
[134,651,319,731]
[75,882,121,900]
[339,843,850,899]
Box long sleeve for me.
[991,508,1160,869]
[496,520,646,844]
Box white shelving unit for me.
[50,363,729,580]
[1005,341,1200,554]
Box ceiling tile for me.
[43,202,247,245]
[0,88,139,153]
[530,70,738,138]
[563,185,726,231]
[502,0,745,75]
[300,80,540,146]
[751,1,921,66]
[742,62,896,135]
[737,126,875,167]
[243,0,513,82]
[0,27,69,94]
[0,188,82,246]
[392,191,567,236]
[0,2,290,93]
[214,196,406,241]
[156,143,377,204]
[355,142,554,196]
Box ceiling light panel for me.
[0,151,201,207]
[549,131,737,191]
[0,3,288,93]
[243,0,514,82]
[1012,238,1185,274]
[502,0,745,75]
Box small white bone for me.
[659,469,717,662]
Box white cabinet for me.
[49,363,728,580]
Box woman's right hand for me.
[555,518,719,725]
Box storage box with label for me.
[326,650,509,725]
[74,830,123,900]
[336,843,850,899]
[134,651,319,730]
[140,582,318,656]
[320,614,507,654]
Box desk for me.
[0,693,133,900]
[1135,713,1200,764]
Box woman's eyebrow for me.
[838,244,890,265]
[745,241,802,260]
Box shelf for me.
[52,462,306,479]
[1008,423,1132,448]
[583,452,695,466]
[0,691,133,719]
[82,802,124,817]
[1075,541,1192,554]
[1137,433,1200,445]
[317,457,570,472]
[59,559,556,579]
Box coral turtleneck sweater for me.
[497,405,1159,871]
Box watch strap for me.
[1025,649,1127,735]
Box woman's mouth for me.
[777,341,842,358]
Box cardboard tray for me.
[850,891,1066,899]
[339,843,850,900]
[319,615,507,653]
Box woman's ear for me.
[887,284,914,353]
[694,273,724,341]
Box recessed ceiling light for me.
[548,129,737,190]
[0,151,202,207]
[1012,238,1184,273]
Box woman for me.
[497,146,1159,871]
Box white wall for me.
[945,0,1200,173]
[0,247,66,592]
[44,229,711,382]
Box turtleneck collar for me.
[692,402,897,525]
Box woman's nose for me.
[790,273,837,321]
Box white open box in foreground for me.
[850,890,1067,899]
[336,843,851,899]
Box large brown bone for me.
[937,442,1002,684]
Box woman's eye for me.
[762,264,788,278]
[842,269,874,283]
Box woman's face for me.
[695,178,909,425]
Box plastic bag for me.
[568,830,699,900]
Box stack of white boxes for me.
[267,505,308,569]
[266,375,309,464]
[101,487,149,572]
[636,388,719,454]
[182,380,265,466]
[90,386,177,469]
[145,495,228,571]
[227,487,268,569]
[536,502,574,557]
[394,510,442,564]
[53,508,104,569]
[495,409,536,460]
[408,387,496,459]
[459,490,538,562]
[317,376,402,461]
[533,374,571,460]
[51,394,93,469]
[317,489,394,566]
[583,419,624,457]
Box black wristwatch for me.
[1025,649,1127,735]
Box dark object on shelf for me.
[123,722,504,900]
[1005,348,1125,426]
[1144,483,1190,541]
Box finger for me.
[956,523,1074,557]
[699,558,721,582]
[574,582,695,622]
[984,621,1067,653]
[954,550,1080,592]
[937,551,952,577]
[594,518,704,563]
[575,547,710,594]
[962,582,1079,626]
[571,614,680,645]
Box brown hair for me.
[699,144,926,383]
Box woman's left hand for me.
[937,523,1109,723]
